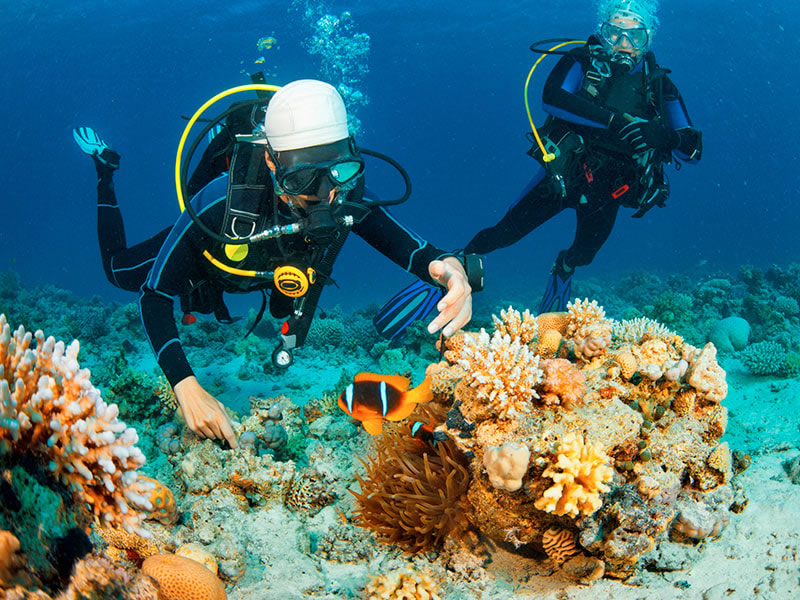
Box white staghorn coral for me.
[458,329,543,420]
[0,314,152,536]
[534,432,613,518]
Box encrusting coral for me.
[0,314,152,536]
[362,566,442,600]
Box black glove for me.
[618,117,680,155]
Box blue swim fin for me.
[538,270,573,313]
[373,280,444,340]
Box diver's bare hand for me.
[427,256,472,336]
[173,376,238,449]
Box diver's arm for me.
[353,206,454,285]
[662,77,703,161]
[542,53,617,129]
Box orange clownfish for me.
[337,372,432,435]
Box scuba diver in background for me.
[74,79,481,448]
[466,0,702,312]
[373,0,702,340]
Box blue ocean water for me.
[1,0,798,311]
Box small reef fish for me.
[338,372,432,435]
[409,420,438,446]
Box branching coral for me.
[457,329,543,420]
[351,422,471,553]
[491,306,537,345]
[534,433,613,518]
[0,314,151,535]
[566,299,612,360]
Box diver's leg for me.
[74,127,167,292]
[563,200,620,270]
[465,164,564,254]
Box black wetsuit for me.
[465,39,703,271]
[95,164,450,388]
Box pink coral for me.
[537,359,586,409]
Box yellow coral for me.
[96,525,161,562]
[176,543,218,575]
[363,567,442,600]
[536,328,563,358]
[614,350,638,380]
[0,314,151,535]
[491,306,537,345]
[142,554,226,600]
[457,329,543,420]
[534,433,613,518]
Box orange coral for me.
[141,554,226,600]
[536,312,569,336]
[535,329,563,358]
[457,329,543,420]
[138,475,178,525]
[492,306,537,344]
[565,299,608,337]
[536,359,586,409]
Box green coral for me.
[740,341,788,376]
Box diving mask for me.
[277,157,364,195]
[599,21,650,51]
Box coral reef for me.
[425,300,736,578]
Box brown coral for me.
[351,423,472,553]
[541,527,582,566]
[536,359,586,409]
[141,554,226,600]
